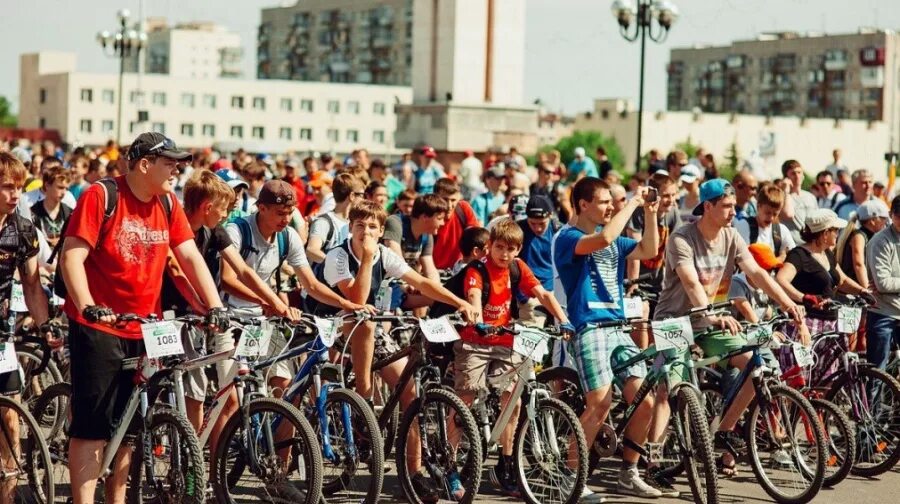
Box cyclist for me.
[450,226,490,275]
[865,195,900,370]
[554,177,662,500]
[654,178,804,478]
[382,193,445,280]
[733,183,795,261]
[29,165,73,248]
[58,132,228,504]
[433,178,481,270]
[516,195,559,327]
[306,173,364,264]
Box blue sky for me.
[3,0,898,115]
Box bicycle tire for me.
[211,397,322,504]
[17,345,62,411]
[30,382,86,503]
[5,395,55,504]
[396,387,482,504]
[375,378,399,459]
[745,384,825,504]
[127,406,206,504]
[674,387,718,504]
[513,397,587,504]
[309,387,384,503]
[826,365,900,477]
[809,398,855,487]
[31,381,71,442]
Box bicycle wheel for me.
[17,346,62,411]
[657,381,724,481]
[30,383,83,503]
[808,398,855,487]
[373,377,399,459]
[127,407,205,504]
[396,388,482,504]
[673,387,718,504]
[212,397,322,504]
[745,384,825,504]
[308,387,383,504]
[826,366,900,477]
[0,395,55,504]
[513,397,587,504]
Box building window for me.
[80,88,93,103]
[129,121,137,134]
[326,128,339,142]
[152,92,166,106]
[79,119,92,133]
[373,102,386,115]
[252,97,266,110]
[129,91,141,104]
[279,127,292,140]
[280,98,293,112]
[38,117,46,128]
[372,130,385,144]
[231,96,244,109]
[346,129,359,142]
[181,93,195,108]
[251,126,265,139]
[152,122,166,134]
[202,124,216,137]
[39,88,47,104]
[102,89,115,104]
[348,101,360,115]
[101,120,114,133]
[203,94,217,108]
[230,125,243,138]
[299,128,313,140]
[327,100,340,113]
[300,99,314,112]
[181,123,194,137]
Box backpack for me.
[454,204,474,229]
[311,212,342,254]
[51,178,173,299]
[305,239,385,316]
[747,219,782,255]
[430,258,523,318]
[231,216,289,294]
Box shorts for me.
[453,340,524,393]
[570,327,647,392]
[695,331,748,364]
[69,321,145,441]
[518,298,549,328]
[182,324,237,401]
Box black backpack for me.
[304,239,385,316]
[747,219,782,255]
[51,178,173,299]
[430,258,522,318]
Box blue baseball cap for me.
[693,178,735,216]
[215,168,249,189]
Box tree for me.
[719,141,740,181]
[0,96,16,128]
[546,130,626,173]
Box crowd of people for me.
[2,130,899,502]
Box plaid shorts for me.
[570,326,647,392]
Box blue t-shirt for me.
[567,158,599,181]
[519,219,555,292]
[415,165,444,195]
[553,226,638,331]
[471,191,505,226]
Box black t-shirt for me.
[160,224,233,314]
[840,227,874,285]
[0,214,39,315]
[29,201,71,243]
[785,247,840,319]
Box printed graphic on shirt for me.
[696,254,729,302]
[117,217,170,264]
[591,246,622,307]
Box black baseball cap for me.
[126,132,192,162]
[526,195,554,218]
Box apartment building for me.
[124,18,244,79]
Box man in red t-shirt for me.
[433,178,481,269]
[60,132,226,504]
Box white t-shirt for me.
[323,242,411,287]
[733,218,796,255]
[308,212,348,256]
[17,188,77,221]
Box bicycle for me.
[467,324,588,504]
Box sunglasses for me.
[129,137,176,161]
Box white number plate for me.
[792,343,814,368]
[314,317,341,348]
[235,320,272,357]
[745,324,774,347]
[141,321,184,359]
[623,297,643,319]
[837,306,862,334]
[0,344,17,375]
[512,325,550,361]
[651,316,694,352]
[9,283,26,313]
[419,317,460,343]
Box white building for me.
[19,52,413,155]
[125,18,243,79]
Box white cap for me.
[574,147,586,158]
[679,164,701,183]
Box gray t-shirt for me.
[224,214,309,309]
[727,273,769,321]
[382,214,434,268]
[655,223,753,328]
[784,190,818,244]
[308,212,348,258]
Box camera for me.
[646,187,658,203]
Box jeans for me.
[865,311,900,370]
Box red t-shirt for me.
[63,176,194,339]
[433,201,481,269]
[460,258,541,347]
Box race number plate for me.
[792,343,814,368]
[419,317,460,344]
[651,316,694,352]
[512,325,550,361]
[0,344,17,375]
[745,324,774,347]
[235,320,272,357]
[837,306,862,334]
[623,297,643,319]
[314,317,341,348]
[141,321,184,359]
[9,283,26,313]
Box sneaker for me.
[496,462,522,498]
[445,470,466,501]
[647,467,679,498]
[714,430,747,454]
[411,471,441,503]
[772,449,793,467]
[580,486,607,503]
[617,466,663,498]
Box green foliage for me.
[0,96,16,128]
[718,141,740,182]
[547,130,626,172]
[675,136,700,159]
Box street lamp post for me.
[97,9,146,145]
[611,0,678,171]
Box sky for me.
[2,0,899,116]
